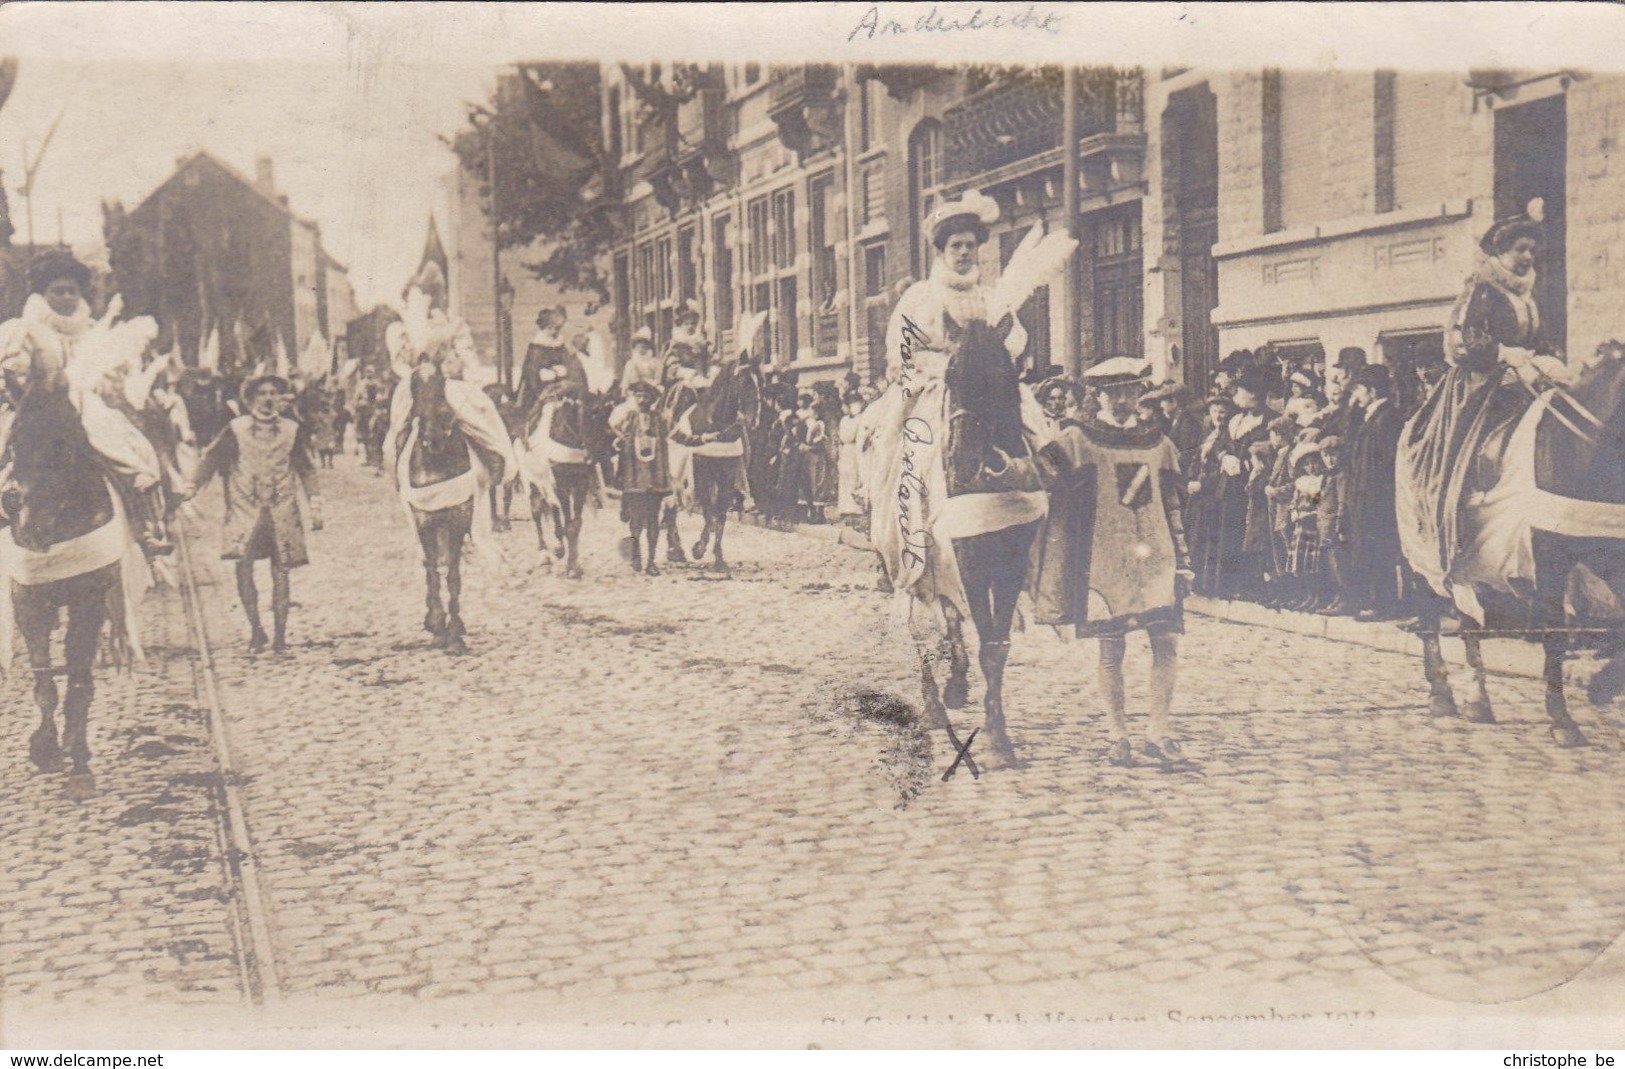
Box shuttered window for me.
[1392,73,1457,212]
[1278,71,1326,230]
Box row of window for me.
[1263,70,1458,233]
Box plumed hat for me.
[630,326,654,347]
[413,259,447,296]
[1481,198,1545,255]
[676,298,703,324]
[928,189,1000,247]
[1081,356,1152,389]
[29,249,92,296]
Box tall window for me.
[771,187,798,361]
[859,77,886,152]
[1091,204,1144,363]
[745,63,761,85]
[677,224,697,304]
[747,196,772,357]
[712,213,734,336]
[747,196,770,276]
[1389,72,1456,213]
[908,119,944,279]
[608,87,623,159]
[1277,71,1327,231]
[770,187,796,270]
[861,164,885,226]
[809,172,839,358]
[862,241,889,380]
[613,251,632,347]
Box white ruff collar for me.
[23,294,91,337]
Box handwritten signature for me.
[896,313,927,400]
[848,3,1065,41]
[897,415,934,570]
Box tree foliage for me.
[449,63,614,303]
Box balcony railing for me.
[767,64,842,161]
[943,68,1143,185]
[768,64,839,111]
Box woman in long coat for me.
[1210,372,1272,599]
[1185,394,1233,596]
[1397,201,1553,616]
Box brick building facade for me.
[599,64,1148,385]
[107,151,356,374]
[1144,67,1621,394]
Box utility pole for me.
[18,106,67,249]
[488,128,508,388]
[1062,66,1081,378]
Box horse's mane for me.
[688,363,752,435]
[7,357,111,547]
[943,315,1027,461]
[408,361,461,454]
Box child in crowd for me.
[1314,435,1349,613]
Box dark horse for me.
[400,361,475,655]
[675,361,761,575]
[1408,342,1625,747]
[1,353,126,799]
[914,315,1043,769]
[524,390,613,579]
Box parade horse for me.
[521,389,614,579]
[1401,341,1625,747]
[397,360,475,655]
[676,361,762,575]
[0,352,131,799]
[911,314,1044,769]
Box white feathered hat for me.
[387,286,459,377]
[928,189,1000,247]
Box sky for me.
[0,55,495,310]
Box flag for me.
[405,216,450,300]
[199,324,220,372]
[0,58,17,115]
[231,319,250,372]
[299,332,332,379]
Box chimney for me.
[255,157,276,197]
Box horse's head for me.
[1541,340,1625,504]
[942,312,1027,493]
[688,363,757,437]
[408,357,458,450]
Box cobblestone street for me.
[6,452,1625,1039]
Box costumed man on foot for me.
[182,372,322,653]
[0,250,173,557]
[656,299,716,563]
[1028,357,1194,768]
